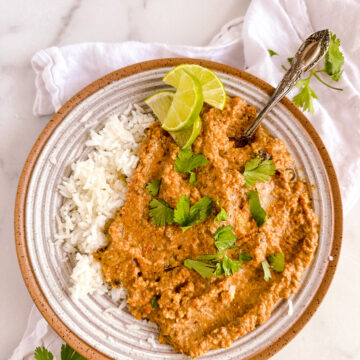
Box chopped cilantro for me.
[221,254,241,276]
[324,32,344,81]
[184,259,216,278]
[174,195,191,225]
[151,296,158,308]
[239,252,253,263]
[213,225,237,251]
[262,260,272,282]
[268,49,278,57]
[214,200,229,222]
[174,195,213,231]
[35,347,54,360]
[149,198,174,226]
[174,148,208,185]
[287,57,293,63]
[243,158,276,188]
[146,179,161,196]
[197,253,222,261]
[268,252,285,272]
[247,189,267,227]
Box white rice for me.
[55,104,154,298]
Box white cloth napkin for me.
[11,0,360,358]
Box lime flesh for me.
[163,64,226,110]
[161,70,203,132]
[145,90,202,148]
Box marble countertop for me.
[1,1,359,359]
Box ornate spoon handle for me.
[240,29,330,145]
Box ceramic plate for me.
[15,59,342,360]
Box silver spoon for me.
[234,29,330,147]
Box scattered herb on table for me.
[174,148,208,185]
[174,195,213,231]
[268,49,278,57]
[242,158,276,188]
[214,200,229,222]
[247,189,267,227]
[146,179,161,196]
[272,32,344,114]
[149,198,174,226]
[34,344,85,360]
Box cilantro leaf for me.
[261,260,272,282]
[189,171,197,185]
[188,196,213,228]
[146,179,161,196]
[222,254,241,276]
[213,225,237,251]
[247,189,267,227]
[175,196,213,231]
[287,57,293,63]
[174,195,191,225]
[268,252,285,272]
[293,78,318,114]
[214,261,224,276]
[151,296,158,308]
[324,32,344,81]
[239,252,253,263]
[197,253,222,261]
[61,344,86,360]
[149,198,174,226]
[35,347,54,360]
[243,158,276,188]
[214,200,228,222]
[184,259,216,278]
[174,148,208,185]
[268,49,278,57]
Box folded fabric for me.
[11,0,360,358]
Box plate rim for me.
[14,58,343,360]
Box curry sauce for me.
[94,96,319,358]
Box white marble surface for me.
[1,1,359,359]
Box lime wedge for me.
[145,90,175,120]
[145,90,202,148]
[161,70,203,132]
[163,64,226,110]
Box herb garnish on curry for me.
[94,65,319,358]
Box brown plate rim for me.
[14,58,343,360]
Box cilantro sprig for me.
[174,195,213,231]
[243,158,276,188]
[34,344,85,360]
[174,148,208,185]
[184,225,252,278]
[273,31,344,114]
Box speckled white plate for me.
[15,59,342,360]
